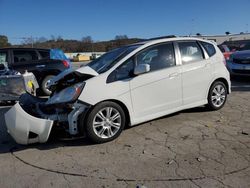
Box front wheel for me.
[85,101,126,143]
[207,81,227,110]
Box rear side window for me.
[13,50,38,63]
[201,42,216,57]
[38,50,50,59]
[178,41,204,64]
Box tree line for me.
[0,35,142,52]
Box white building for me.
[194,33,250,45]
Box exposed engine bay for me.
[4,66,98,145]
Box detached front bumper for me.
[4,103,54,145]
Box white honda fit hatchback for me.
[5,37,231,144]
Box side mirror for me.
[134,64,150,75]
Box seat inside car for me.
[150,46,175,70]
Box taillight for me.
[224,53,231,61]
[62,60,70,68]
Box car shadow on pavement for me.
[1,74,248,154]
[0,104,220,154]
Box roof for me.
[133,36,214,46]
[0,47,50,51]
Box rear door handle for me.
[36,65,45,68]
[169,72,179,79]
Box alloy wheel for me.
[92,107,122,139]
[211,84,226,108]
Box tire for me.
[41,75,55,96]
[207,81,227,111]
[85,101,126,143]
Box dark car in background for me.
[0,48,71,95]
[226,50,250,77]
[239,43,250,51]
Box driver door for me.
[129,42,182,122]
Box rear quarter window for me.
[38,50,50,59]
[201,42,216,57]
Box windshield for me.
[88,45,141,73]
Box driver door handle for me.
[36,65,45,68]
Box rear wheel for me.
[207,81,227,110]
[85,101,126,143]
[41,75,55,95]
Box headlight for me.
[46,83,85,105]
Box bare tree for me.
[50,35,56,41]
[82,36,93,43]
[57,35,63,42]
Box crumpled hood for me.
[48,66,98,87]
[75,65,99,76]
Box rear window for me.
[201,42,216,57]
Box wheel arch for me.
[86,99,131,127]
[211,78,229,93]
[39,70,60,84]
[101,99,131,127]
[207,77,230,100]
[206,77,229,110]
[78,98,132,137]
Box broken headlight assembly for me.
[46,82,85,105]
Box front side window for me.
[13,50,38,63]
[0,51,8,68]
[115,58,135,81]
[136,43,176,72]
[107,58,135,83]
[178,41,204,64]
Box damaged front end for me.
[5,67,97,145]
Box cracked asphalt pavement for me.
[0,77,250,188]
